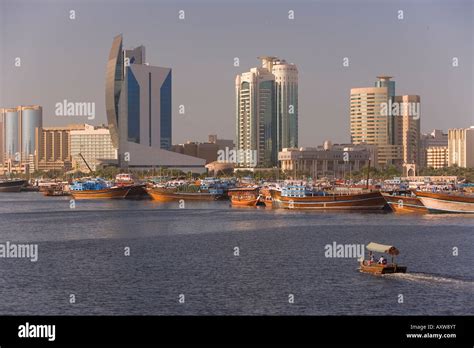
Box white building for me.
[70,124,117,171]
[448,126,474,168]
[235,56,298,167]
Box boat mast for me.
[366,159,371,191]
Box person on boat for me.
[378,256,387,265]
[368,252,375,265]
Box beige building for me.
[420,129,448,167]
[448,127,474,168]
[171,141,219,164]
[208,134,234,151]
[70,124,117,171]
[426,146,448,169]
[35,126,78,172]
[350,76,420,169]
[279,144,373,179]
[393,95,420,166]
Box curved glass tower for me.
[21,106,42,159]
[105,34,123,148]
[4,108,19,159]
[104,34,204,171]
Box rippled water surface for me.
[0,192,472,315]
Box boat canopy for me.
[366,242,400,255]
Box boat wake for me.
[386,272,474,287]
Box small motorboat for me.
[359,242,407,275]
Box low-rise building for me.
[448,127,474,168]
[70,124,118,171]
[426,146,448,169]
[279,143,375,179]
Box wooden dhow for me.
[271,186,386,210]
[416,191,474,214]
[382,192,427,213]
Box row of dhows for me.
[228,185,474,214]
[46,174,474,214]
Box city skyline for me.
[1,0,472,147]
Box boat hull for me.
[0,180,27,192]
[123,184,149,199]
[70,186,130,200]
[417,192,474,214]
[359,262,407,274]
[230,197,259,206]
[147,188,223,201]
[272,191,386,210]
[382,193,427,213]
[228,188,260,207]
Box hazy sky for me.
[1,0,473,146]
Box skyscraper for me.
[393,95,420,166]
[235,56,298,167]
[105,34,205,172]
[235,63,276,167]
[0,111,4,166]
[21,105,43,160]
[350,76,420,168]
[1,105,42,164]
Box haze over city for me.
[1,0,473,146]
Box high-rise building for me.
[267,57,298,150]
[393,95,420,166]
[4,107,20,161]
[448,127,474,168]
[0,111,4,166]
[236,56,298,167]
[236,64,275,167]
[106,34,205,173]
[1,105,42,165]
[350,76,420,169]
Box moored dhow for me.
[382,191,427,213]
[69,178,130,200]
[228,187,260,206]
[114,173,148,199]
[0,179,27,192]
[416,191,474,214]
[147,185,226,201]
[271,185,386,210]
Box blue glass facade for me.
[127,67,140,143]
[259,80,276,166]
[5,111,19,158]
[160,71,172,149]
[21,108,42,158]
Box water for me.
[0,192,472,315]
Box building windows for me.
[160,71,172,150]
[127,68,140,143]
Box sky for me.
[1,0,473,147]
